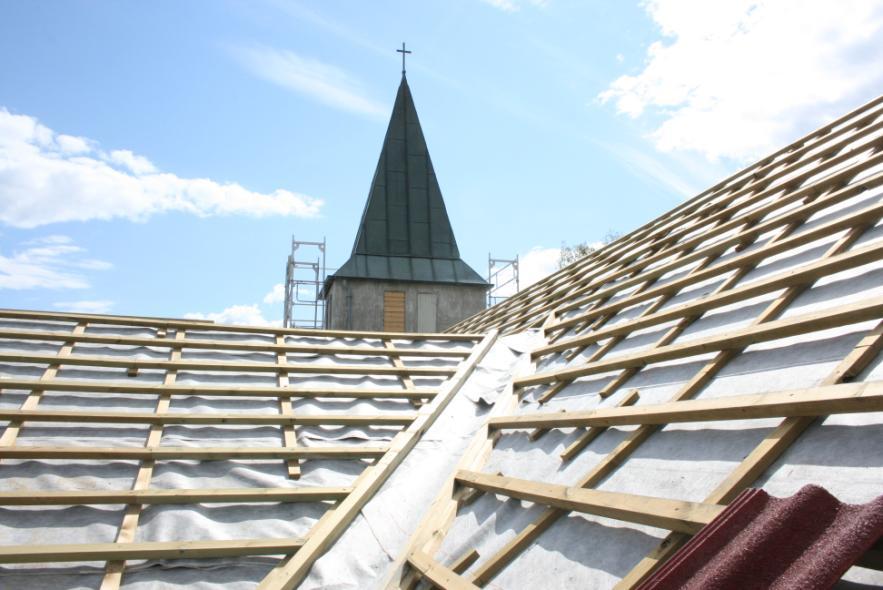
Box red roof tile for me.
[636,485,883,590]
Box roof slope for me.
[386,94,883,589]
[0,308,491,589]
[330,75,487,286]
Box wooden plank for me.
[0,408,416,426]
[0,445,387,460]
[0,486,352,505]
[383,337,524,590]
[466,106,879,336]
[0,321,86,447]
[407,550,482,590]
[491,380,883,429]
[385,339,422,409]
[533,235,725,409]
[0,328,471,357]
[616,320,883,589]
[0,351,457,376]
[455,471,722,535]
[276,334,301,479]
[0,308,483,341]
[460,218,804,586]
[612,230,875,588]
[0,378,436,400]
[450,549,481,574]
[517,295,883,387]
[534,238,883,358]
[544,185,883,337]
[257,331,498,590]
[0,538,305,564]
[102,329,183,589]
[463,141,883,334]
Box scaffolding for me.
[487,254,519,307]
[283,237,326,329]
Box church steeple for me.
[330,72,486,285]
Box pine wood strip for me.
[535,237,883,358]
[0,321,86,447]
[491,142,876,338]
[528,250,674,410]
[533,228,727,409]
[0,351,457,376]
[517,295,883,388]
[459,219,798,584]
[456,470,723,535]
[0,408,417,426]
[256,331,498,590]
[0,446,387,460]
[0,486,353,505]
[549,235,693,367]
[102,331,182,589]
[493,381,883,429]
[0,328,471,357]
[534,213,805,413]
[276,334,301,479]
[610,227,873,588]
[465,138,883,334]
[0,538,306,564]
[449,99,883,334]
[615,319,883,589]
[382,340,523,590]
[407,550,482,590]
[463,217,850,586]
[450,549,482,575]
[0,308,483,341]
[0,378,436,400]
[385,340,422,409]
[545,169,883,331]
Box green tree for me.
[558,231,621,269]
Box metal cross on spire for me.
[396,42,411,76]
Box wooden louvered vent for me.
[383,291,406,332]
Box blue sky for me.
[2,0,883,325]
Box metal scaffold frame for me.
[487,254,519,307]
[283,237,327,329]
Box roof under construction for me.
[2,94,883,589]
[328,75,487,286]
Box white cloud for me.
[263,283,285,304]
[0,108,323,228]
[108,149,156,175]
[520,246,561,289]
[600,0,883,161]
[53,300,114,314]
[56,134,91,154]
[480,0,548,11]
[599,142,702,198]
[185,304,280,327]
[0,235,112,290]
[232,45,386,118]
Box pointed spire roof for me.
[329,76,487,286]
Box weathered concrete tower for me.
[321,72,488,332]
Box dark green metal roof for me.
[329,75,488,286]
